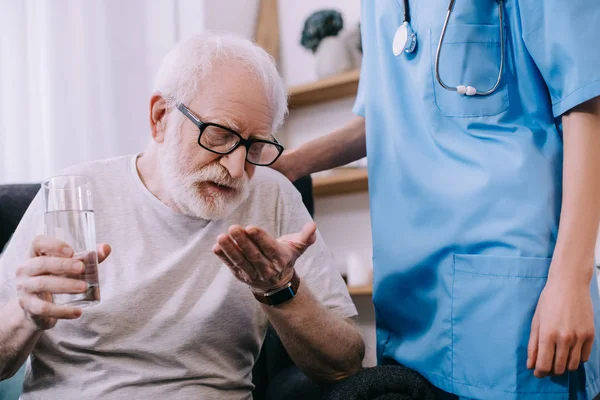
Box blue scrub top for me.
[355,1,600,399]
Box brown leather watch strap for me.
[252,270,301,306]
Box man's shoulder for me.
[250,168,301,201]
[57,154,133,183]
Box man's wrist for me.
[252,271,300,306]
[11,300,41,334]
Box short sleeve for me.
[279,191,358,320]
[353,66,367,118]
[0,191,44,305]
[519,0,600,117]
[352,2,369,118]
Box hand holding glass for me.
[42,175,101,306]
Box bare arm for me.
[213,223,365,382]
[0,301,42,380]
[261,285,364,382]
[0,238,111,381]
[274,116,366,181]
[528,95,600,378]
[549,96,600,284]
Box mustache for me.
[191,162,247,190]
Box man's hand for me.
[15,235,111,331]
[527,277,595,378]
[212,222,317,292]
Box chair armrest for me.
[320,365,437,400]
[264,366,321,400]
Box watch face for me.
[266,286,296,306]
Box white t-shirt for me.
[0,154,357,400]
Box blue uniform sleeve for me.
[519,0,600,117]
[352,0,368,118]
[353,61,367,117]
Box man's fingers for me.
[246,226,279,259]
[299,222,317,247]
[217,234,260,280]
[97,244,112,263]
[16,275,88,295]
[213,245,235,267]
[534,337,556,378]
[527,314,540,370]
[213,244,253,282]
[228,227,270,269]
[19,294,82,319]
[30,235,73,258]
[16,257,84,278]
[567,341,583,372]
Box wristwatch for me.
[252,271,300,306]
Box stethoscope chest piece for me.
[393,22,417,56]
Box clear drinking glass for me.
[42,175,100,307]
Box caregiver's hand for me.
[527,277,595,378]
[212,222,317,293]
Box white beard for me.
[159,125,250,220]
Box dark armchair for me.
[0,176,319,400]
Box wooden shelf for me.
[348,285,373,296]
[312,168,369,198]
[288,69,360,109]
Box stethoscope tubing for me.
[400,0,506,97]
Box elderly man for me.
[0,34,365,399]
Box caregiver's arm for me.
[272,116,366,182]
[528,95,600,379]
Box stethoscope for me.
[393,0,506,97]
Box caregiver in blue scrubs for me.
[273,0,600,398]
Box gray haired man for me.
[0,34,365,399]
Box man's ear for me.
[150,94,168,143]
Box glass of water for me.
[42,175,100,307]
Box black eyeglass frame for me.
[176,103,284,166]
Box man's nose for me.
[221,147,246,179]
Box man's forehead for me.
[212,115,241,132]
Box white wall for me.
[203,0,260,38]
[0,0,206,184]
[278,1,361,87]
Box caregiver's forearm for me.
[281,116,366,181]
[549,96,600,284]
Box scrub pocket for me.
[430,25,509,118]
[451,254,569,395]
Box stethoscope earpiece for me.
[456,85,477,96]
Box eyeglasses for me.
[176,103,284,166]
